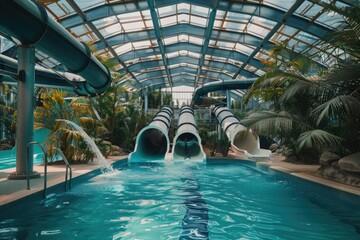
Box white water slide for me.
[213,106,271,158]
[171,106,206,162]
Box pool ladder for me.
[27,142,72,198]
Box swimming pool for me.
[1,160,359,239]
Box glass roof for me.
[24,0,357,94]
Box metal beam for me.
[95,24,267,50]
[60,0,333,40]
[147,0,173,88]
[65,0,142,87]
[194,0,219,88]
[233,0,305,79]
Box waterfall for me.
[56,119,112,171]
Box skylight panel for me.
[216,41,235,49]
[158,5,176,17]
[75,0,103,10]
[167,52,179,58]
[214,20,223,28]
[117,11,142,22]
[163,36,178,45]
[177,3,191,14]
[247,23,270,38]
[191,5,210,17]
[190,15,207,27]
[179,50,187,56]
[179,34,189,42]
[189,36,203,45]
[226,12,251,22]
[144,20,154,28]
[114,43,132,55]
[235,43,254,55]
[160,15,177,28]
[47,1,74,18]
[122,21,145,32]
[223,21,246,32]
[251,16,277,28]
[263,0,296,11]
[316,11,344,28]
[296,31,318,45]
[188,52,200,59]
[92,16,118,29]
[178,14,190,24]
[99,23,122,37]
[70,25,88,36]
[132,40,152,49]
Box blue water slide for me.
[0,54,91,95]
[0,0,111,95]
[129,106,173,162]
[192,80,256,105]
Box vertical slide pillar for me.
[9,46,40,179]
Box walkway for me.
[0,156,126,207]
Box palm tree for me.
[34,89,95,163]
[241,3,360,163]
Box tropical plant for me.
[241,3,360,163]
[34,89,95,163]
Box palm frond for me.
[296,129,342,152]
[312,95,360,125]
[241,110,311,136]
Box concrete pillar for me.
[226,90,231,109]
[9,45,40,179]
[144,90,148,113]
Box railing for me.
[27,142,47,198]
[26,143,72,198]
[51,147,72,192]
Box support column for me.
[9,45,40,179]
[226,90,231,109]
[144,89,148,113]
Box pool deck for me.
[1,152,359,207]
[0,156,127,207]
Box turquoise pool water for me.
[0,160,359,239]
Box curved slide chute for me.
[193,80,255,105]
[0,0,111,95]
[213,106,271,158]
[129,106,173,162]
[172,106,206,162]
[0,54,91,95]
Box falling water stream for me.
[56,119,113,171]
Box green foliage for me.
[34,90,95,163]
[241,3,360,163]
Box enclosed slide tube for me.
[129,106,173,162]
[0,0,111,96]
[213,106,271,158]
[172,106,206,162]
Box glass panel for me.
[158,5,176,17]
[190,15,208,27]
[160,15,177,27]
[177,3,191,14]
[178,14,190,24]
[191,5,210,17]
[99,23,122,37]
[92,16,118,29]
[122,21,145,32]
[189,36,203,45]
[74,0,103,10]
[163,36,178,45]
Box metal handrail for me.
[26,142,48,198]
[52,148,72,191]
